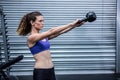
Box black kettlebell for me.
[81,11,97,22]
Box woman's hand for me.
[71,19,85,27]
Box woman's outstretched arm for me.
[28,19,84,43]
[48,19,84,39]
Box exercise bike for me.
[0,55,24,80]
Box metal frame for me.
[1,7,9,64]
[0,6,10,77]
[116,0,120,78]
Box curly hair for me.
[16,11,43,36]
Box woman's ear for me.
[30,20,35,26]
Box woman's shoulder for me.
[27,33,39,48]
[27,33,39,40]
[27,33,38,43]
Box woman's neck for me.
[31,27,40,34]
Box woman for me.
[16,11,84,80]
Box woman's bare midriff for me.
[33,50,54,69]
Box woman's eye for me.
[39,20,44,22]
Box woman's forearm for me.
[59,25,75,34]
[55,23,74,33]
[49,22,75,35]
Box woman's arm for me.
[28,19,84,43]
[48,26,76,40]
[48,19,84,39]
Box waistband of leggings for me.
[34,67,54,70]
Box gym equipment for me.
[81,11,97,22]
[0,55,24,80]
[0,55,24,70]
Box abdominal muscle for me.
[33,50,54,69]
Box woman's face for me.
[33,15,44,30]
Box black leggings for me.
[33,67,56,80]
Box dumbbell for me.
[81,11,97,22]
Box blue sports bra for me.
[29,38,50,55]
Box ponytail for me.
[16,14,30,36]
